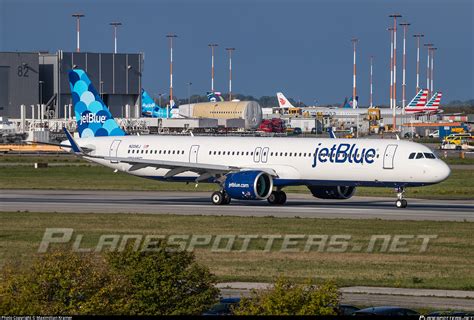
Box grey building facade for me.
[0,52,39,118]
[0,51,143,119]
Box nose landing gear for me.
[395,187,407,208]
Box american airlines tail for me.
[69,69,125,138]
[404,89,429,114]
[276,92,295,108]
[425,92,443,111]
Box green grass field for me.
[0,212,472,290]
[0,164,472,199]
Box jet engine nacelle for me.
[224,171,273,200]
[308,185,356,200]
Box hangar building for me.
[0,51,144,119]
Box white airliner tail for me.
[276,92,295,108]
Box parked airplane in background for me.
[276,90,441,116]
[342,96,358,109]
[63,69,450,208]
[405,90,443,114]
[277,92,295,109]
[207,91,225,102]
[141,89,174,118]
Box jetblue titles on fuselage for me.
[312,143,377,168]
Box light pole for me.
[413,34,424,93]
[424,43,434,96]
[369,55,374,108]
[187,82,192,105]
[430,47,437,94]
[166,34,178,109]
[158,93,163,107]
[225,47,235,101]
[110,22,122,54]
[39,81,44,121]
[351,38,358,109]
[399,22,410,109]
[388,27,394,109]
[208,44,218,92]
[72,13,85,52]
[389,13,402,132]
[100,81,104,101]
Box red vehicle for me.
[258,118,285,133]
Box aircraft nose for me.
[435,161,451,182]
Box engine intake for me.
[224,171,273,200]
[308,185,356,200]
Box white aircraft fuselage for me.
[76,135,450,188]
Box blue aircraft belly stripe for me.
[143,176,434,188]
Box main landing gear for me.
[267,190,287,205]
[211,191,231,205]
[395,187,408,208]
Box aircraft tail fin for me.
[406,89,429,109]
[207,91,225,102]
[343,96,358,108]
[68,69,125,138]
[426,92,442,108]
[276,92,295,108]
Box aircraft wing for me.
[95,155,278,182]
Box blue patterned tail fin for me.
[68,69,125,138]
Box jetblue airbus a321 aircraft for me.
[63,69,450,208]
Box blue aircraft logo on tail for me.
[343,96,358,108]
[68,69,125,138]
[207,91,225,102]
[141,89,173,118]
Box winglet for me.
[328,128,337,139]
[63,128,83,154]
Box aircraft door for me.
[261,147,269,163]
[383,144,398,169]
[189,145,200,163]
[253,147,262,163]
[109,140,122,163]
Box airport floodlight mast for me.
[413,34,424,94]
[399,22,410,109]
[370,56,374,108]
[351,38,358,109]
[187,82,192,105]
[208,44,218,92]
[225,47,235,101]
[424,43,434,96]
[72,13,85,52]
[110,22,122,54]
[430,47,437,94]
[166,34,178,111]
[388,27,394,109]
[389,13,402,132]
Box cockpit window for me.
[409,152,416,159]
[424,153,436,159]
[415,153,424,159]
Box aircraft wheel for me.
[277,191,287,205]
[395,199,408,208]
[222,192,232,205]
[211,191,224,205]
[267,191,280,205]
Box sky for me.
[0,0,473,106]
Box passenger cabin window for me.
[409,152,416,159]
[415,153,424,159]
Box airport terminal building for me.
[0,51,144,119]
